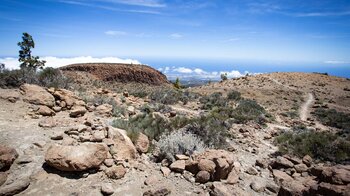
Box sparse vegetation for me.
[220,72,228,81]
[275,128,350,163]
[227,90,241,101]
[173,77,181,89]
[157,131,206,162]
[149,88,198,105]
[199,92,228,110]
[231,99,267,124]
[314,108,350,132]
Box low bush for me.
[275,128,350,163]
[157,131,207,162]
[231,99,267,124]
[314,108,350,132]
[227,90,241,101]
[184,115,232,148]
[38,67,72,88]
[199,92,228,110]
[150,89,198,105]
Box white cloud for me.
[170,33,183,39]
[174,67,193,73]
[105,30,127,36]
[324,60,349,64]
[194,68,206,74]
[0,56,141,70]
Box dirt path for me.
[300,93,314,121]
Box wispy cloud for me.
[295,11,350,17]
[105,30,127,36]
[59,0,162,14]
[104,0,166,8]
[324,60,349,64]
[170,33,183,39]
[173,67,192,73]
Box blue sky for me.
[1,0,350,69]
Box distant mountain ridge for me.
[60,63,169,85]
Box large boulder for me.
[45,143,108,171]
[69,106,87,118]
[108,127,137,161]
[0,145,18,170]
[37,105,55,116]
[20,84,55,107]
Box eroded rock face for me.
[0,145,18,171]
[45,143,108,171]
[20,84,55,107]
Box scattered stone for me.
[169,111,176,117]
[246,167,258,175]
[183,170,195,183]
[91,131,105,142]
[39,117,57,128]
[135,133,149,153]
[272,156,294,169]
[100,183,114,195]
[104,165,126,179]
[169,160,186,173]
[104,159,114,167]
[294,163,308,173]
[211,182,231,196]
[0,145,18,170]
[50,132,63,140]
[213,158,230,180]
[226,170,239,185]
[45,143,108,171]
[175,154,189,160]
[52,106,62,112]
[278,180,306,196]
[127,106,136,116]
[69,106,87,118]
[266,183,280,193]
[20,84,55,107]
[143,187,171,196]
[302,155,312,166]
[256,159,268,169]
[161,166,171,177]
[144,175,158,185]
[37,106,55,116]
[185,159,199,174]
[250,181,266,192]
[0,178,30,196]
[95,104,113,117]
[196,171,211,183]
[33,141,46,148]
[198,159,216,175]
[15,155,33,165]
[272,170,293,185]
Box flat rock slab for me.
[0,178,30,196]
[45,143,108,171]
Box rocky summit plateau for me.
[0,66,350,196]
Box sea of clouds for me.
[0,56,253,80]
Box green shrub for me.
[185,115,232,148]
[231,99,266,124]
[112,112,173,142]
[150,89,198,105]
[314,108,350,132]
[38,67,72,88]
[275,129,350,163]
[227,90,241,101]
[199,92,227,110]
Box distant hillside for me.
[60,63,169,85]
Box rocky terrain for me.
[0,71,349,196]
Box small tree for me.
[0,63,4,73]
[18,32,46,70]
[174,77,181,89]
[220,73,228,81]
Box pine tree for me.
[18,33,46,70]
[174,77,181,89]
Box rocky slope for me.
[0,72,349,196]
[60,63,169,85]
